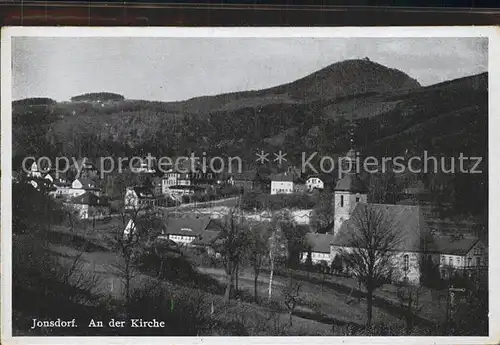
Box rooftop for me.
[70,192,109,206]
[271,172,294,182]
[162,215,212,236]
[433,235,480,256]
[332,203,436,253]
[305,233,335,253]
[191,230,220,246]
[334,173,367,193]
[131,186,156,199]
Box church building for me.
[329,148,437,285]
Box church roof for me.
[334,173,367,193]
[331,203,436,253]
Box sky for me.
[12,37,488,102]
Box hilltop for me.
[12,59,487,216]
[170,58,421,115]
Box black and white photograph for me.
[1,27,498,343]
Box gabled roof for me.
[334,173,367,193]
[305,233,335,253]
[271,173,294,182]
[332,203,436,253]
[433,235,480,256]
[191,230,220,246]
[71,192,109,206]
[205,218,225,231]
[163,215,211,236]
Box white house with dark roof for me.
[434,235,487,279]
[156,215,212,245]
[306,173,335,192]
[301,233,336,264]
[69,177,101,197]
[270,172,294,195]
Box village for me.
[17,146,488,296]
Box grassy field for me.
[30,217,447,335]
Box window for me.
[340,195,344,207]
[441,256,445,264]
[476,257,481,267]
[468,257,472,267]
[356,197,360,202]
[403,254,409,271]
[449,257,453,266]
[474,246,483,255]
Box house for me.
[229,171,259,191]
[161,158,199,193]
[26,160,45,178]
[69,178,101,197]
[53,179,72,198]
[270,172,294,195]
[162,172,192,193]
[28,177,57,195]
[158,215,212,245]
[434,235,488,279]
[166,185,205,201]
[124,186,158,210]
[66,192,110,220]
[190,230,221,255]
[306,173,335,192]
[301,233,335,264]
[122,213,167,240]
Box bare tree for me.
[108,203,164,308]
[338,204,401,328]
[282,277,303,327]
[268,213,287,302]
[211,208,249,302]
[246,222,270,302]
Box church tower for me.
[333,148,368,234]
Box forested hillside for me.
[12,59,487,217]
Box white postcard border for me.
[1,26,498,345]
